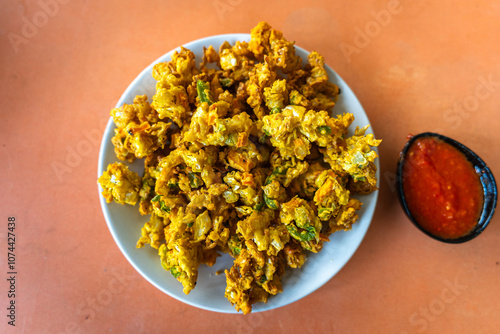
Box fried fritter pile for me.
[98,21,381,314]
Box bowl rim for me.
[396,132,497,243]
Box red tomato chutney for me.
[402,137,484,239]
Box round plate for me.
[98,34,379,313]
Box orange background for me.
[1,0,499,333]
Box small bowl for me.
[396,132,497,243]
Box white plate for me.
[98,34,379,313]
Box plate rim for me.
[98,33,379,313]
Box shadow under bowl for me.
[396,132,497,243]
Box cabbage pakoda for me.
[98,21,381,314]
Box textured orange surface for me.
[1,0,499,333]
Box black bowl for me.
[396,132,497,243]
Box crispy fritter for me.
[98,21,381,314]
